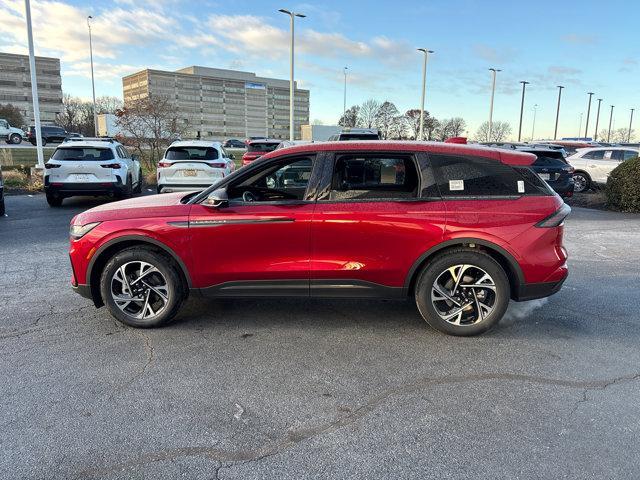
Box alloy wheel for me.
[430,264,497,326]
[573,174,587,193]
[111,261,169,319]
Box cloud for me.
[548,66,582,75]
[561,34,598,45]
[472,44,516,64]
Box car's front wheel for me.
[414,249,510,336]
[573,171,591,193]
[9,133,22,144]
[100,247,186,328]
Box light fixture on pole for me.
[278,8,306,141]
[24,0,44,168]
[584,92,594,139]
[517,81,529,142]
[531,104,538,141]
[488,68,501,141]
[607,105,614,143]
[554,85,564,140]
[87,15,97,136]
[417,48,434,141]
[343,66,348,117]
[628,108,635,143]
[593,98,602,141]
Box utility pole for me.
[24,0,44,168]
[593,98,602,141]
[343,66,348,117]
[554,86,564,140]
[417,48,434,141]
[279,8,306,141]
[628,108,635,143]
[531,104,538,141]
[584,92,594,139]
[87,16,97,136]
[517,81,529,142]
[607,105,614,143]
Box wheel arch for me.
[404,238,525,300]
[86,235,192,307]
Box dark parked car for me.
[223,139,246,149]
[27,125,68,146]
[515,147,574,198]
[0,167,5,216]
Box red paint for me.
[69,141,567,297]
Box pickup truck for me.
[0,119,25,144]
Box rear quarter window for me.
[429,153,552,197]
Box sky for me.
[0,0,638,140]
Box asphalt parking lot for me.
[1,193,639,479]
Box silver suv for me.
[44,138,143,207]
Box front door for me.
[188,155,319,295]
[310,151,447,297]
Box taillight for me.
[100,163,122,169]
[208,162,226,168]
[536,203,571,228]
[44,163,61,169]
[158,161,172,168]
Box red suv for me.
[69,142,569,336]
[242,139,281,166]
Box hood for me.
[9,126,24,135]
[73,192,192,224]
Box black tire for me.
[41,138,47,147]
[0,197,5,216]
[9,134,22,145]
[573,171,591,193]
[46,193,63,207]
[157,185,163,194]
[414,248,510,336]
[119,175,133,199]
[99,247,186,328]
[133,169,143,194]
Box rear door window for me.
[526,151,566,166]
[623,150,639,161]
[582,150,605,160]
[328,154,419,200]
[429,153,551,197]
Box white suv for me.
[566,147,639,192]
[44,138,143,207]
[0,118,25,144]
[157,140,236,193]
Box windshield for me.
[248,143,279,153]
[165,147,219,161]
[51,147,114,161]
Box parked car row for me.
[566,147,639,192]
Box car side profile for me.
[156,140,236,193]
[566,146,639,192]
[0,118,25,144]
[44,138,143,206]
[27,125,69,146]
[69,141,569,336]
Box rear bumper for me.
[45,181,125,196]
[72,283,93,300]
[513,268,568,301]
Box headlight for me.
[70,222,101,239]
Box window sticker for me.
[449,179,464,191]
[517,180,525,193]
[604,150,613,159]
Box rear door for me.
[587,149,615,183]
[310,151,446,296]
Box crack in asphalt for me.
[111,330,156,396]
[76,370,640,478]
[569,372,640,417]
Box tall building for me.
[0,52,63,125]
[122,66,310,140]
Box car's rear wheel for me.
[46,193,63,207]
[133,168,143,194]
[100,247,186,328]
[414,249,510,336]
[9,133,22,144]
[573,171,591,193]
[119,175,133,199]
[0,197,5,216]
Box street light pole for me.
[24,0,43,168]
[584,92,594,139]
[554,85,564,140]
[531,104,538,141]
[607,105,614,143]
[593,98,602,141]
[628,108,635,143]
[488,68,501,141]
[417,48,433,141]
[279,8,305,141]
[517,81,529,142]
[343,66,348,117]
[578,113,583,138]
[87,15,97,136]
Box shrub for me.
[2,169,29,188]
[606,156,640,212]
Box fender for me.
[403,237,525,294]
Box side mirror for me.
[204,188,229,208]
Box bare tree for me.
[434,117,467,141]
[96,96,123,114]
[374,101,399,139]
[599,128,636,143]
[475,121,512,142]
[358,99,381,129]
[115,95,188,170]
[0,104,24,127]
[389,115,409,139]
[404,109,439,140]
[338,105,360,128]
[56,94,95,135]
